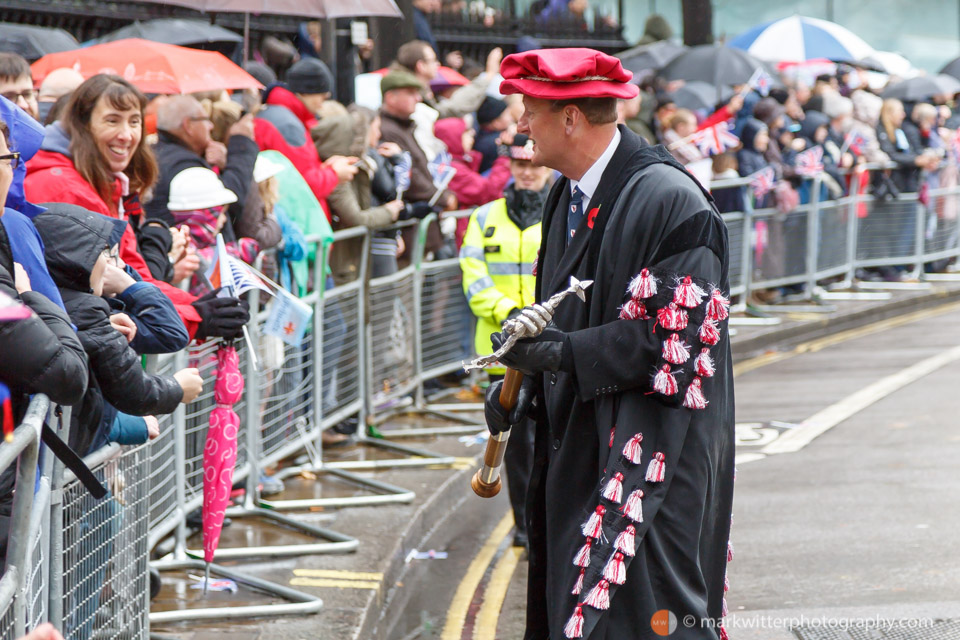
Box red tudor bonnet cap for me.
[499,48,640,100]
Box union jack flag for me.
[428,150,457,190]
[691,121,740,156]
[795,146,824,177]
[747,67,773,97]
[842,130,868,156]
[750,166,776,200]
[394,151,412,198]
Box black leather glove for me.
[401,201,437,220]
[192,288,250,340]
[484,375,536,435]
[491,327,571,375]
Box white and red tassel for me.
[722,597,728,617]
[694,348,715,377]
[656,303,688,331]
[724,573,730,592]
[614,524,636,557]
[699,317,720,346]
[602,472,624,504]
[683,377,708,410]
[572,568,585,595]
[653,365,678,396]
[583,579,611,610]
[620,489,644,522]
[706,289,730,321]
[719,627,729,640]
[727,540,734,562]
[619,298,648,320]
[662,333,691,365]
[603,551,627,585]
[622,433,643,464]
[673,275,706,308]
[563,604,584,638]
[646,452,666,483]
[609,426,616,449]
[628,268,658,299]
[573,538,592,567]
[581,505,606,539]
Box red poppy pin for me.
[587,205,600,229]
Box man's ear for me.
[563,106,581,134]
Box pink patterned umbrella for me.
[202,345,244,580]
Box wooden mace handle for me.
[472,368,523,498]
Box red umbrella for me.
[202,345,243,582]
[31,39,263,94]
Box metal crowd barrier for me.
[0,395,44,640]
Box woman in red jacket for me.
[25,74,247,341]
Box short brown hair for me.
[549,97,617,125]
[63,75,158,214]
[0,53,31,84]
[396,40,432,72]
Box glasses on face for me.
[106,246,120,266]
[188,115,213,123]
[0,152,20,169]
[1,89,34,103]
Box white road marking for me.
[762,344,960,455]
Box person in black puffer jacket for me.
[33,204,204,456]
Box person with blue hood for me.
[737,118,773,198]
[32,203,204,456]
[97,213,190,355]
[0,95,67,311]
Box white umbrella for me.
[728,15,875,64]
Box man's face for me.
[415,47,440,82]
[299,92,330,115]
[181,107,213,154]
[384,87,421,120]
[0,74,39,120]
[510,159,551,191]
[516,96,566,169]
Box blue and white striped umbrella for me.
[728,15,875,64]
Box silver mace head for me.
[462,276,593,372]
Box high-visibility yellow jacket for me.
[459,197,541,373]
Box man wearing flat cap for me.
[483,48,735,639]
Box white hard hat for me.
[167,167,238,211]
[254,154,286,183]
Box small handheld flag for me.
[264,288,313,347]
[750,166,776,200]
[394,151,412,200]
[795,146,825,177]
[690,121,740,156]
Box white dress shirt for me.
[570,128,621,215]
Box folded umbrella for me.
[202,344,243,585]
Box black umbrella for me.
[882,75,960,101]
[0,23,80,62]
[939,56,960,81]
[98,19,243,61]
[616,41,687,75]
[669,81,734,112]
[659,44,766,87]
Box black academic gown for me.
[524,126,736,640]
